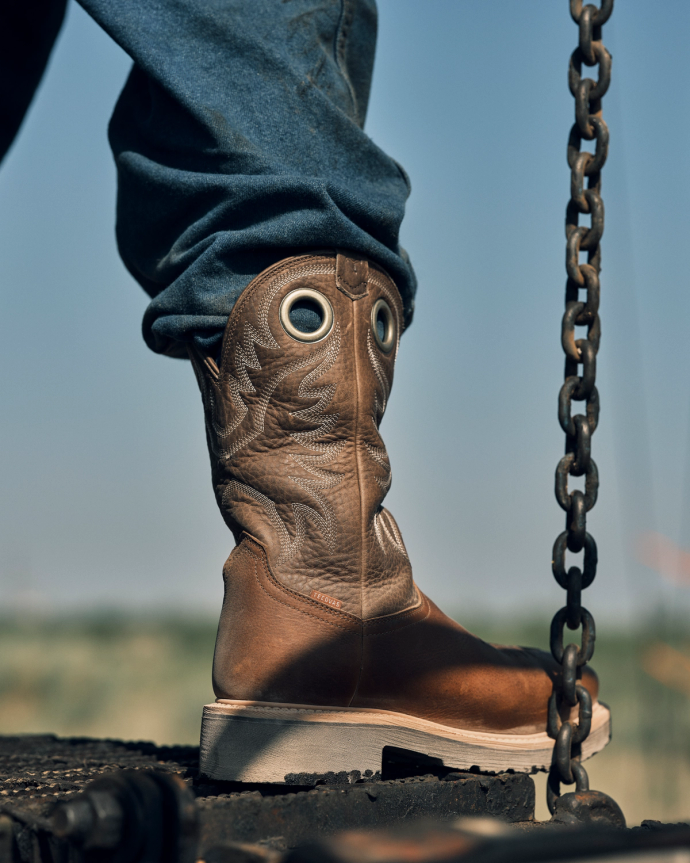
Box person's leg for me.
[76,0,415,357]
[0,0,68,163]
[78,0,609,781]
[189,250,608,782]
[7,0,608,780]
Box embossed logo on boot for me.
[310,590,343,610]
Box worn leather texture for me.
[192,252,600,732]
[213,536,361,706]
[212,535,598,733]
[190,252,417,620]
[355,593,597,733]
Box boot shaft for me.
[190,252,417,620]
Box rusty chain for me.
[546,0,613,816]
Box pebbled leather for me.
[211,534,599,734]
[192,252,601,735]
[212,535,361,706]
[189,252,418,620]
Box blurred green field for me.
[1,612,689,825]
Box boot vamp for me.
[355,590,599,735]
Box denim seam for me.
[335,0,358,123]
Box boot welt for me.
[198,699,611,783]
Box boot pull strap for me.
[336,252,369,300]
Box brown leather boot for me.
[189,251,610,783]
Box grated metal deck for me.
[0,734,535,859]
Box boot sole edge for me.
[198,699,611,783]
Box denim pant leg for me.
[75,0,417,357]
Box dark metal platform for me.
[0,734,534,860]
[2,736,689,863]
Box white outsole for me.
[199,699,611,783]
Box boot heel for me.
[200,702,384,783]
[199,699,611,784]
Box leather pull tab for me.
[336,253,369,300]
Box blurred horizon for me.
[1,608,690,825]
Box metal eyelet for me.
[371,298,395,353]
[279,288,334,343]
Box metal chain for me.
[547,0,613,816]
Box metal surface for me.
[3,736,686,863]
[0,736,199,863]
[0,735,535,862]
[370,298,395,353]
[196,771,533,851]
[52,771,199,863]
[279,288,334,342]
[547,0,620,822]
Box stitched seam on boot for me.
[219,255,336,371]
[212,259,347,575]
[364,609,432,638]
[362,593,431,637]
[216,262,335,438]
[347,295,367,706]
[362,280,411,570]
[239,540,360,630]
[351,297,366,620]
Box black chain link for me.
[547,0,613,816]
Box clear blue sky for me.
[1,0,689,622]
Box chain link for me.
[547,0,613,816]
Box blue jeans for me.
[1,0,416,357]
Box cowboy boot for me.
[189,251,610,783]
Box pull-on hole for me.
[279,288,334,343]
[289,297,324,334]
[371,298,395,353]
[376,308,387,343]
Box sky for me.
[1,0,690,622]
